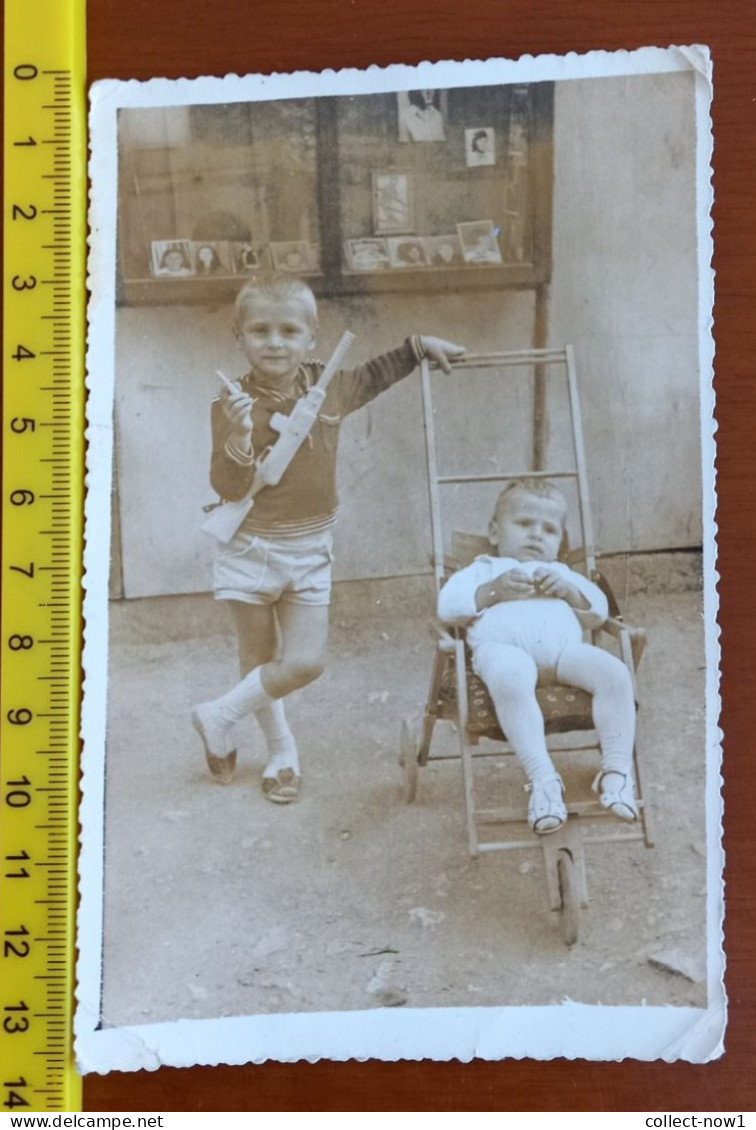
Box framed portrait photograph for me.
[190,240,231,276]
[457,219,504,264]
[423,234,465,267]
[386,235,429,268]
[229,241,266,273]
[465,126,496,167]
[270,241,319,273]
[397,89,447,142]
[345,237,391,271]
[150,239,194,277]
[372,171,413,234]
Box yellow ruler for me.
[1,0,85,1112]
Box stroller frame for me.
[401,346,654,944]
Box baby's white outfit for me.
[437,556,635,785]
[441,557,606,668]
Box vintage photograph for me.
[424,234,465,266]
[229,241,271,273]
[386,235,429,268]
[372,170,413,234]
[344,237,391,271]
[457,219,504,263]
[397,89,447,142]
[191,240,231,275]
[79,49,720,1072]
[150,238,194,277]
[465,126,496,166]
[270,240,319,273]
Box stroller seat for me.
[438,648,594,739]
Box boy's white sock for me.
[193,666,273,756]
[256,698,300,779]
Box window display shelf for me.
[116,84,553,305]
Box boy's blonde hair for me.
[491,478,568,530]
[234,275,319,330]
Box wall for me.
[112,70,701,598]
[547,70,701,553]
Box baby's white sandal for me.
[592,770,638,821]
[525,775,567,835]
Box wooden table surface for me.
[85,0,755,1111]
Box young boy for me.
[437,478,638,834]
[192,275,464,802]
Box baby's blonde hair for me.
[234,274,319,330]
[492,478,568,530]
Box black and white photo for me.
[397,89,446,142]
[465,126,496,167]
[79,48,721,1073]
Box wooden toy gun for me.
[201,330,356,543]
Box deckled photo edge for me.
[77,43,721,1073]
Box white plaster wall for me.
[113,70,703,598]
[546,70,701,554]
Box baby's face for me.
[490,492,564,562]
[236,295,316,387]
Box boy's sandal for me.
[262,768,300,805]
[592,770,638,821]
[191,708,237,785]
[525,776,567,835]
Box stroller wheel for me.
[557,848,580,946]
[399,717,419,804]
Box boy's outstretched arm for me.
[334,336,465,417]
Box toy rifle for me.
[201,330,356,543]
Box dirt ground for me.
[100,555,710,1028]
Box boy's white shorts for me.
[213,526,334,606]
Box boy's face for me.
[490,491,564,562]
[236,295,316,386]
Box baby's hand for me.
[419,335,466,374]
[532,566,574,602]
[476,568,536,610]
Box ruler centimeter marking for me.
[2,0,85,1112]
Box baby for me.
[437,478,638,834]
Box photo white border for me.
[78,44,722,1074]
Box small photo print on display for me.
[457,220,503,264]
[190,241,231,275]
[465,127,496,167]
[397,89,446,142]
[373,171,413,234]
[424,234,465,267]
[270,242,319,273]
[150,239,194,277]
[230,242,272,273]
[345,238,391,271]
[386,235,429,268]
[229,242,261,273]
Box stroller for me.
[400,346,654,944]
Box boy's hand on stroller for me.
[420,336,466,373]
